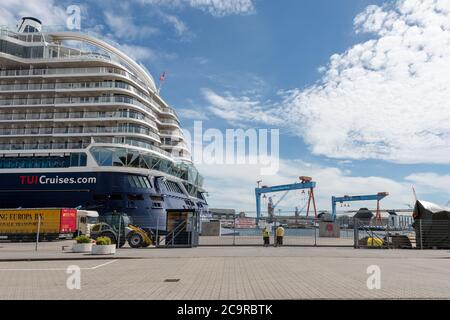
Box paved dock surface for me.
[0,241,449,299]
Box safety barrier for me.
[198,217,354,247]
[354,217,450,249]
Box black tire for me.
[127,232,145,248]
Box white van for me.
[76,210,99,237]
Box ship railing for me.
[159,130,183,136]
[0,68,168,114]
[0,81,165,117]
[0,95,160,119]
[161,107,179,119]
[91,137,172,158]
[0,26,45,42]
[0,111,158,129]
[0,66,149,94]
[0,142,90,151]
[155,219,190,248]
[160,118,180,126]
[161,141,189,149]
[0,125,161,140]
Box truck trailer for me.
[0,208,77,241]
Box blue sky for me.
[2,0,450,213]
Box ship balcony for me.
[0,67,153,101]
[0,141,90,151]
[160,108,179,121]
[91,137,173,158]
[0,81,164,115]
[0,96,159,120]
[159,130,184,139]
[0,126,161,143]
[174,156,194,163]
[159,118,180,127]
[0,111,158,131]
[161,142,190,152]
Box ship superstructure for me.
[0,18,208,231]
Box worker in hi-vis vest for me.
[262,227,270,247]
[276,225,285,247]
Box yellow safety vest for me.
[276,227,285,237]
[262,229,270,237]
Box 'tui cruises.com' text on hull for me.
[20,176,97,185]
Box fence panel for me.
[354,216,419,249]
[199,217,355,247]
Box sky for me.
[1,0,450,214]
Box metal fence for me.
[199,215,450,249]
[354,217,450,249]
[199,217,355,247]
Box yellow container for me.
[367,237,384,247]
[0,209,61,234]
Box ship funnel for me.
[17,17,42,33]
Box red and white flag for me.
[159,72,166,83]
[158,72,167,93]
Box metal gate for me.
[155,210,200,248]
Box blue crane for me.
[331,192,389,221]
[255,176,317,220]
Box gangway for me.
[255,176,317,220]
[331,192,389,221]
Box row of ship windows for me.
[0,109,155,126]
[0,124,160,140]
[127,175,152,189]
[0,96,180,126]
[0,137,180,159]
[0,40,44,59]
[0,153,87,169]
[91,146,184,177]
[0,95,160,120]
[1,79,136,91]
[164,180,184,194]
[0,80,160,112]
[0,66,149,92]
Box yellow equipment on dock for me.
[367,237,384,247]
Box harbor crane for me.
[255,176,317,221]
[331,192,389,221]
[267,190,291,222]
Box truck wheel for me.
[127,232,144,248]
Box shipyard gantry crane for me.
[331,192,389,221]
[255,176,317,221]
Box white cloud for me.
[161,13,188,36]
[104,11,159,40]
[136,0,255,17]
[156,11,195,40]
[405,173,450,195]
[178,108,209,120]
[188,0,255,17]
[206,0,450,165]
[286,0,450,164]
[0,0,67,27]
[202,88,283,125]
[118,44,157,62]
[198,157,418,213]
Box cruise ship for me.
[0,18,208,232]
